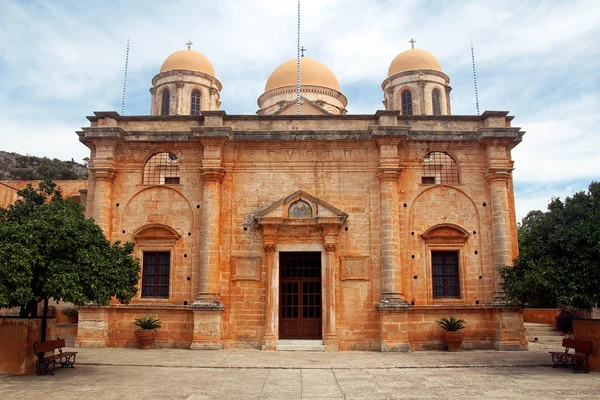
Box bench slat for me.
[562,338,593,353]
[33,339,66,354]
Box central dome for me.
[265,57,340,92]
[160,49,216,77]
[388,48,442,77]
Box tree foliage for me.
[0,180,140,315]
[501,181,600,311]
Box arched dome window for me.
[161,90,170,116]
[190,90,201,116]
[143,152,180,185]
[401,90,413,115]
[432,89,441,116]
[421,151,459,184]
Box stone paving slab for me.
[1,347,598,399]
[69,347,552,369]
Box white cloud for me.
[0,0,599,220]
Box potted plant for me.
[134,316,161,350]
[61,307,78,324]
[436,316,466,352]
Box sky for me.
[0,0,599,221]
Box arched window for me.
[421,151,459,184]
[401,90,413,115]
[190,90,201,116]
[432,89,441,116]
[143,152,180,185]
[161,90,170,116]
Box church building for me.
[75,42,527,351]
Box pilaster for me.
[261,224,278,350]
[322,224,340,351]
[373,137,410,310]
[90,160,115,238]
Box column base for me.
[375,295,411,311]
[379,310,411,352]
[262,334,277,351]
[494,307,527,351]
[324,334,339,351]
[189,307,223,350]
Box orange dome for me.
[265,57,340,92]
[388,48,442,77]
[160,49,216,77]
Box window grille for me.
[401,90,413,115]
[142,251,170,298]
[190,90,201,116]
[143,152,180,185]
[432,251,459,298]
[421,151,459,184]
[161,90,170,116]
[432,89,441,116]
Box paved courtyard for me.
[1,345,598,399]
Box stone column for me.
[175,80,184,115]
[486,168,513,302]
[386,87,395,110]
[209,88,218,111]
[445,86,452,115]
[190,136,228,349]
[322,224,340,351]
[149,87,157,115]
[91,167,115,237]
[261,225,279,350]
[374,138,410,310]
[419,81,426,115]
[194,169,225,306]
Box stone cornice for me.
[257,84,348,107]
[151,69,222,91]
[381,69,450,90]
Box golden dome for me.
[388,48,442,77]
[265,57,340,92]
[160,49,216,77]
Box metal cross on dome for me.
[186,40,193,50]
[409,38,416,49]
[300,46,307,57]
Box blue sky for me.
[1,0,599,221]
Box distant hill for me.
[0,151,88,180]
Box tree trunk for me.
[41,298,48,342]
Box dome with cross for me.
[265,57,340,92]
[160,46,216,78]
[387,40,442,77]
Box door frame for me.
[278,251,323,339]
[273,243,327,341]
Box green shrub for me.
[61,307,78,317]
[134,316,161,330]
[436,317,466,332]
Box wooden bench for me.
[549,338,593,373]
[33,338,78,375]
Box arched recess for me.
[122,187,193,302]
[408,186,482,304]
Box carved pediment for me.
[134,224,181,241]
[255,190,347,226]
[421,223,469,243]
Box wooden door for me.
[279,252,322,339]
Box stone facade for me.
[75,108,527,351]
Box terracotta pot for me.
[444,331,464,352]
[135,329,156,350]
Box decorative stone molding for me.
[201,169,225,183]
[485,168,512,183]
[375,296,411,311]
[340,256,370,281]
[324,242,337,253]
[231,256,262,281]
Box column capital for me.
[201,168,225,183]
[91,169,116,182]
[485,168,512,183]
[176,81,185,88]
[377,168,401,182]
[263,242,277,253]
[324,242,337,253]
[149,87,157,95]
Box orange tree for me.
[0,180,139,338]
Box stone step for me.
[276,340,325,351]
[527,335,567,344]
